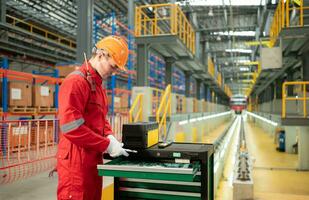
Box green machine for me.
[98,143,214,200]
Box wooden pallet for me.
[9,106,36,113]
[37,106,57,113]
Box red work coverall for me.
[57,62,112,200]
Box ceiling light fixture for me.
[239,67,250,72]
[226,49,253,53]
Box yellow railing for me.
[224,84,232,97]
[282,81,309,118]
[152,88,164,115]
[135,3,195,54]
[269,0,308,47]
[156,84,172,139]
[208,57,215,78]
[6,15,76,48]
[129,94,143,122]
[241,61,262,96]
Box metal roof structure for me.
[1,0,309,96]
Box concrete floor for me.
[0,171,57,200]
[246,121,309,200]
[216,119,309,200]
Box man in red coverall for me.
[57,35,129,200]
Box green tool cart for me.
[98,143,214,200]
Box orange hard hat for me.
[96,35,129,70]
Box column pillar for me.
[165,58,175,86]
[185,71,191,98]
[0,0,6,23]
[287,70,294,96]
[196,79,201,100]
[276,78,283,99]
[77,0,93,62]
[195,31,201,60]
[136,43,149,86]
[128,0,134,28]
[201,41,206,65]
[204,84,208,101]
[302,50,309,91]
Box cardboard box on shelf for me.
[9,81,32,107]
[8,125,30,152]
[56,65,80,78]
[31,125,55,147]
[32,85,54,107]
[120,94,129,109]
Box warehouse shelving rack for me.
[1,57,61,184]
[149,53,166,90]
[94,12,136,114]
[172,67,185,95]
[0,57,62,118]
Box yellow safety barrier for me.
[152,88,164,115]
[129,94,143,122]
[224,84,232,97]
[192,128,198,143]
[175,132,185,142]
[241,62,261,96]
[282,81,309,118]
[135,4,195,55]
[156,84,172,139]
[6,15,76,48]
[269,0,308,47]
[208,57,215,78]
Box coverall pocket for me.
[57,147,71,170]
[58,149,69,160]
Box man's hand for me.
[106,135,129,157]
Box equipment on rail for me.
[230,94,247,114]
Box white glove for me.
[106,135,129,157]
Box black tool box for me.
[122,122,159,149]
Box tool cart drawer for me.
[98,158,203,200]
[98,158,201,182]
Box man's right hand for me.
[106,135,129,157]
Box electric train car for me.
[230,94,247,114]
